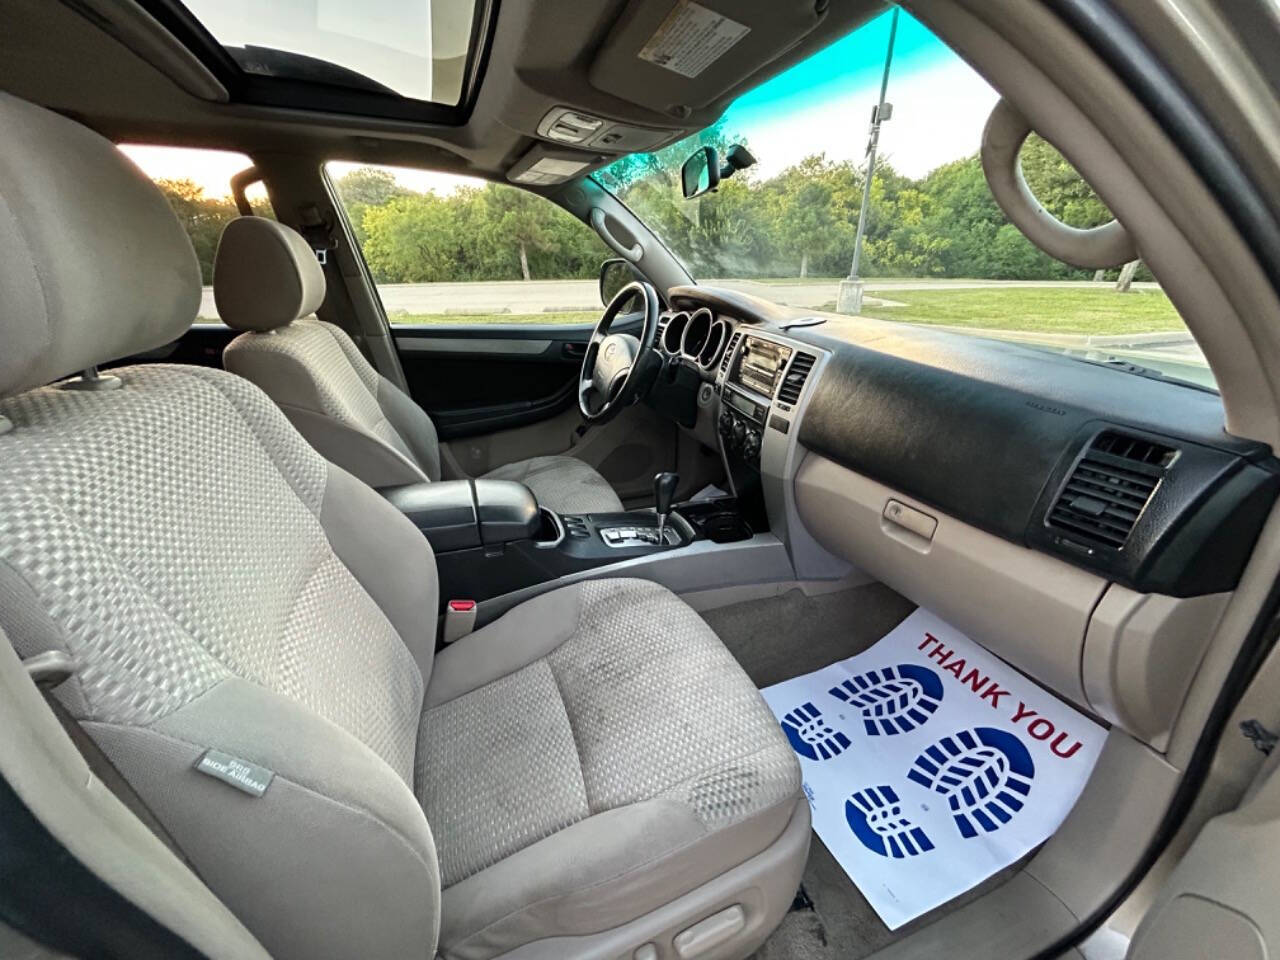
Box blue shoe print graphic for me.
[845,785,936,859]
[829,664,945,736]
[906,727,1035,838]
[780,701,851,761]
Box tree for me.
[155,178,239,283]
[481,185,563,281]
[1019,135,1112,229]
[334,133,1119,286]
[765,156,851,277]
[333,167,411,246]
[361,192,463,282]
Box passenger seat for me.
[214,216,625,514]
[0,92,807,960]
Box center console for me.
[381,476,755,611]
[715,333,810,530]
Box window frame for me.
[134,0,498,125]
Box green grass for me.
[199,287,1186,336]
[852,287,1184,336]
[389,311,599,325]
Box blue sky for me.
[715,9,999,181]
[731,11,953,123]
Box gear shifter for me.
[654,472,678,543]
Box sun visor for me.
[588,0,824,116]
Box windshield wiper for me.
[1081,355,1216,394]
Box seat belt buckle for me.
[442,600,477,645]
[23,650,78,690]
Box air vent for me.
[1047,431,1177,550]
[655,314,670,339]
[719,332,742,377]
[776,352,817,405]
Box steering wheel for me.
[578,280,660,424]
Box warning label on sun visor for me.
[638,2,750,79]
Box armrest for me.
[473,479,541,545]
[381,480,540,553]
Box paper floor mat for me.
[760,608,1106,929]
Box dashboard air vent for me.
[776,352,817,405]
[655,314,670,340]
[1047,431,1177,550]
[719,332,742,377]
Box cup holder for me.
[699,511,753,544]
[533,507,565,548]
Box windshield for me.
[596,10,1215,391]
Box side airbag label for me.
[195,750,274,797]
[638,2,750,79]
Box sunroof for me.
[179,0,479,105]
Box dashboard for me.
[651,285,1280,600]
[648,282,1280,745]
[658,307,730,373]
[654,305,816,472]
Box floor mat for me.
[759,608,1106,931]
[752,844,1029,960]
[700,583,916,688]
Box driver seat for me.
[216,217,624,514]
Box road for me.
[195,275,1209,382]
[197,277,1162,319]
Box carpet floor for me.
[701,583,1021,958]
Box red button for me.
[448,600,476,612]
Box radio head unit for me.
[731,336,793,399]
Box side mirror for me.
[599,258,641,308]
[681,147,721,199]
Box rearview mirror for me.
[599,258,642,309]
[681,143,757,200]
[681,147,720,199]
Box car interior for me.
[3,2,1280,960]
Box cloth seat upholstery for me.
[215,217,624,514]
[0,91,805,960]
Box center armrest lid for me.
[381,480,479,552]
[473,479,541,545]
[381,479,540,551]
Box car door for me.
[392,316,674,502]
[1123,658,1280,960]
[327,162,677,502]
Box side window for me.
[118,144,274,322]
[326,162,611,326]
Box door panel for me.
[393,315,645,437]
[1128,753,1280,960]
[399,315,671,503]
[395,332,582,438]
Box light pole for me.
[836,6,900,315]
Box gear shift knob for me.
[654,472,678,541]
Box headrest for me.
[213,217,326,332]
[0,93,201,397]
